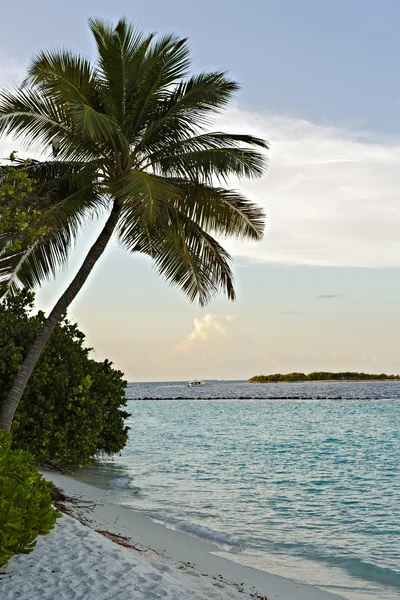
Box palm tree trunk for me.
[0,203,121,432]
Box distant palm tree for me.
[0,18,267,431]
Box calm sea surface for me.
[76,381,400,600]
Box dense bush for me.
[0,430,60,566]
[0,291,130,468]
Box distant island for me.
[249,372,400,383]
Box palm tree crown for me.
[0,18,268,305]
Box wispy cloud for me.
[217,107,400,268]
[0,56,23,87]
[274,310,305,314]
[318,294,340,299]
[175,314,236,351]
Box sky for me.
[1,0,400,380]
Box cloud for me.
[175,314,235,351]
[216,107,400,268]
[318,294,340,299]
[0,56,23,87]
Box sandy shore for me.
[1,471,345,600]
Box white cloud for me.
[217,107,400,268]
[175,314,235,351]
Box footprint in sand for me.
[147,572,163,582]
[149,562,172,573]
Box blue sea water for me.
[77,381,400,600]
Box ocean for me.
[75,381,400,600]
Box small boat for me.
[188,380,205,387]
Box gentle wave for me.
[164,518,238,547]
[109,476,141,495]
[109,476,132,489]
[329,558,400,588]
[271,541,400,588]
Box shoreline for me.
[36,470,344,600]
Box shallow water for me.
[78,382,400,600]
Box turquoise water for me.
[81,384,400,600]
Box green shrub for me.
[0,430,60,566]
[249,371,400,383]
[0,291,130,469]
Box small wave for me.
[146,512,240,547]
[173,520,237,546]
[109,476,133,489]
[333,557,400,588]
[282,544,400,589]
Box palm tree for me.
[0,18,267,432]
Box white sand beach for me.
[0,471,345,600]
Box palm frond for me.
[22,157,102,183]
[0,161,106,295]
[159,213,236,305]
[89,17,154,124]
[0,88,106,161]
[127,33,191,141]
[138,72,240,150]
[117,206,235,305]
[68,103,121,144]
[24,49,125,147]
[111,169,177,225]
[0,87,69,152]
[169,181,265,240]
[156,146,266,183]
[146,131,268,183]
[24,159,107,220]
[1,226,77,296]
[25,49,97,107]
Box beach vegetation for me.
[0,157,49,253]
[0,430,60,566]
[0,17,267,431]
[0,291,129,468]
[249,372,400,383]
